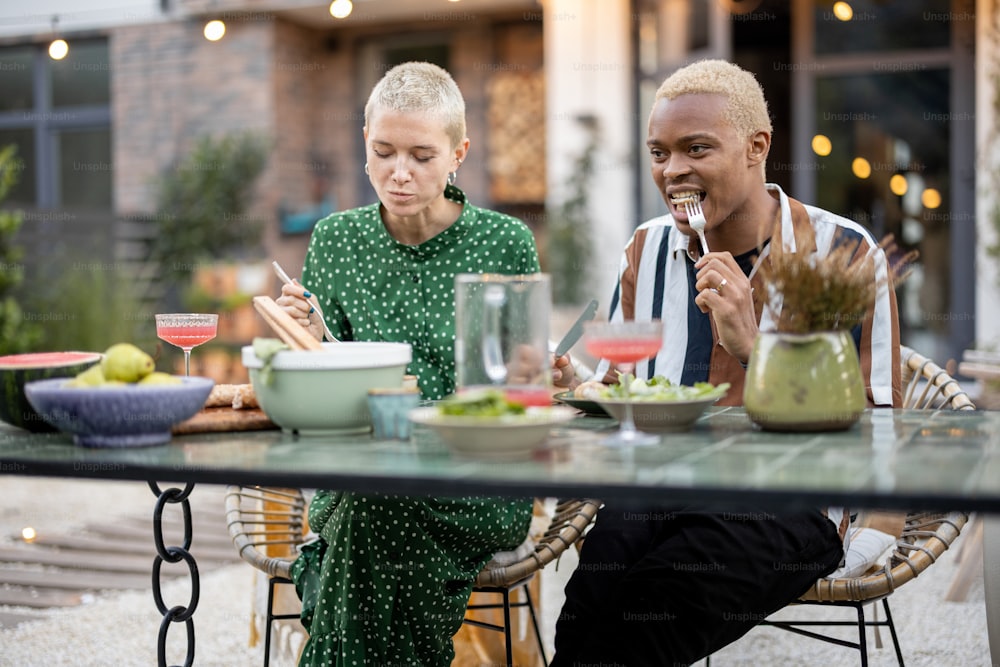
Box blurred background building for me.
[0,0,991,383]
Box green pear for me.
[138,371,183,386]
[101,343,155,383]
[72,364,106,387]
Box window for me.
[814,0,951,55]
[0,39,112,210]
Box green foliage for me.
[32,264,156,354]
[150,132,269,284]
[545,116,597,305]
[0,144,42,355]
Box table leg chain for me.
[149,481,200,667]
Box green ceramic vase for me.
[743,330,866,432]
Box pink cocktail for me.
[155,313,219,376]
[585,338,663,366]
[156,325,218,349]
[584,320,664,447]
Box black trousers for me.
[551,503,843,667]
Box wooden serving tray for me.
[173,407,278,435]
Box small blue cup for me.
[367,387,421,440]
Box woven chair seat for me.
[800,511,968,603]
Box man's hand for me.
[552,353,577,389]
[694,252,758,364]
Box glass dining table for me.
[2,405,999,664]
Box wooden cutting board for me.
[173,407,278,435]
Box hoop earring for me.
[447,171,457,186]
[364,163,369,175]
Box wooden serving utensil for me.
[252,296,323,351]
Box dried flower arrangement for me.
[758,234,917,335]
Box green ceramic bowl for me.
[242,342,412,436]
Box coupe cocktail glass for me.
[584,319,664,446]
[155,313,219,376]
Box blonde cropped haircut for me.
[364,62,467,149]
[654,59,772,141]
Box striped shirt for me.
[601,183,902,408]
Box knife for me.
[554,298,599,357]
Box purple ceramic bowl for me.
[24,376,214,448]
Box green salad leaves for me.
[601,374,730,402]
[438,389,527,417]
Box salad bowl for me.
[594,376,729,433]
[409,390,577,460]
[409,406,577,460]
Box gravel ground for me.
[0,477,993,666]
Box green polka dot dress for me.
[300,184,540,401]
[291,185,537,666]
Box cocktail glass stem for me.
[182,348,192,376]
[607,366,658,447]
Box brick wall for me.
[110,12,545,279]
[111,19,275,215]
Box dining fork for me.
[684,198,710,255]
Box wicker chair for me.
[900,344,976,411]
[225,486,600,667]
[464,498,602,666]
[224,486,307,667]
[746,345,976,667]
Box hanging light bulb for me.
[49,38,69,60]
[204,19,226,41]
[833,2,854,21]
[889,174,908,196]
[48,16,68,60]
[921,188,942,210]
[811,134,832,157]
[330,0,353,19]
[851,157,871,179]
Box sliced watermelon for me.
[0,351,103,432]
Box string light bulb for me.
[811,134,832,157]
[921,188,942,209]
[833,2,854,21]
[851,157,871,179]
[48,16,68,60]
[204,19,226,41]
[330,0,353,19]
[890,174,908,196]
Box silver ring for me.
[716,278,728,295]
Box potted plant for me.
[743,234,915,431]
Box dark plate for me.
[553,391,611,417]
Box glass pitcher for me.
[454,273,552,406]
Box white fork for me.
[684,198,709,256]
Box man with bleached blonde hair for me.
[551,59,901,665]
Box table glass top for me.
[2,408,998,511]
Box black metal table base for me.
[149,481,200,667]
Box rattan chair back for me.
[900,345,975,411]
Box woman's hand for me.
[276,282,323,341]
[694,252,758,364]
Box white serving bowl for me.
[408,405,578,460]
[242,342,412,436]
